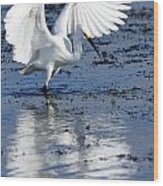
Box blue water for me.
[1,2,154,180]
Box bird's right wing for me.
[4,4,54,64]
[53,2,132,38]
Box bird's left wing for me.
[53,2,131,38]
[4,4,54,64]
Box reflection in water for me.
[6,110,43,177]
[5,94,138,179]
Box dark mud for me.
[1,2,154,180]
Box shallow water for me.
[1,2,154,180]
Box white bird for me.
[4,2,131,92]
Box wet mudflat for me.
[1,2,154,180]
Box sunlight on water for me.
[5,95,137,179]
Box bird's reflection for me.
[6,93,138,179]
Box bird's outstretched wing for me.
[4,4,54,64]
[54,2,131,38]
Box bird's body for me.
[20,34,82,90]
[4,2,131,91]
[20,34,79,73]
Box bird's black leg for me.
[40,67,53,94]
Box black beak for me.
[83,33,101,59]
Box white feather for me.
[4,2,131,89]
[4,4,53,64]
[54,2,131,38]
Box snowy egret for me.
[4,2,131,92]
